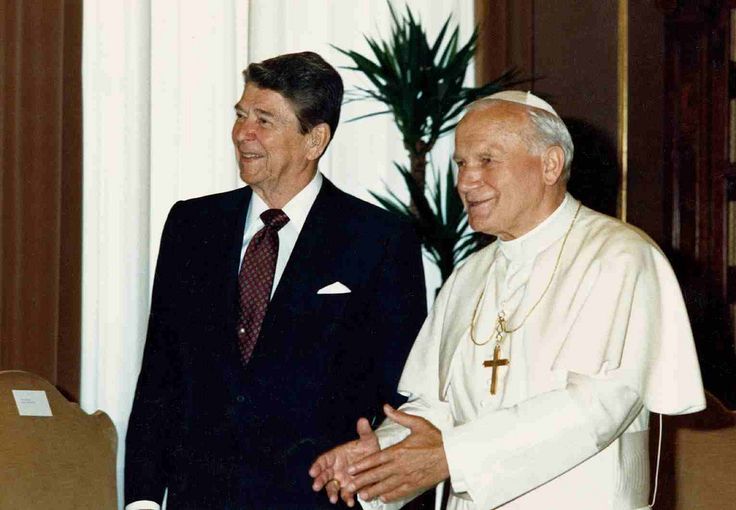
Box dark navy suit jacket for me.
[125,178,426,509]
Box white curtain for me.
[82,1,248,506]
[81,1,473,507]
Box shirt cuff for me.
[374,421,411,451]
[125,501,161,510]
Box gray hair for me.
[525,109,574,181]
[466,98,575,181]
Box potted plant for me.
[335,3,524,281]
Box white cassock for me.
[360,194,705,510]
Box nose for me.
[456,166,481,194]
[232,118,256,143]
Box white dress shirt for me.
[126,172,323,510]
[239,171,323,296]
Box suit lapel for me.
[208,187,252,397]
[218,187,252,335]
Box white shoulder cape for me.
[399,204,705,416]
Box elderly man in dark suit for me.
[124,52,426,510]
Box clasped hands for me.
[309,404,449,507]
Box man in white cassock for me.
[309,90,706,510]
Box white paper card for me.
[12,390,53,417]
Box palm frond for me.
[336,1,526,280]
[372,159,490,281]
[343,110,393,124]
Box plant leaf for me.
[335,1,531,280]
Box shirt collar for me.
[245,171,323,235]
[498,192,579,262]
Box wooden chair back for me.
[0,370,117,509]
[653,390,736,509]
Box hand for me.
[309,417,380,507]
[345,404,449,503]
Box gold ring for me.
[328,479,341,491]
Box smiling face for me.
[454,101,566,240]
[232,84,326,207]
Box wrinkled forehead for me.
[456,102,531,142]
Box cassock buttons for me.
[236,395,245,403]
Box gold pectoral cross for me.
[483,344,510,395]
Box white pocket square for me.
[317,281,351,295]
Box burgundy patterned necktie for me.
[236,208,290,364]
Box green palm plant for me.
[370,161,489,281]
[335,3,522,280]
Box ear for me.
[541,145,565,185]
[305,123,331,161]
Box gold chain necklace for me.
[474,202,582,395]
[470,202,582,347]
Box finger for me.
[384,404,425,430]
[325,480,340,504]
[347,464,395,493]
[356,417,374,439]
[311,466,335,491]
[348,448,391,475]
[380,482,415,503]
[309,451,333,477]
[357,474,403,502]
[340,486,357,507]
[308,463,323,481]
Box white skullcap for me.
[485,90,560,118]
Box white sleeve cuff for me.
[374,418,411,451]
[125,500,161,510]
[362,402,446,510]
[442,427,469,494]
[566,373,644,447]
